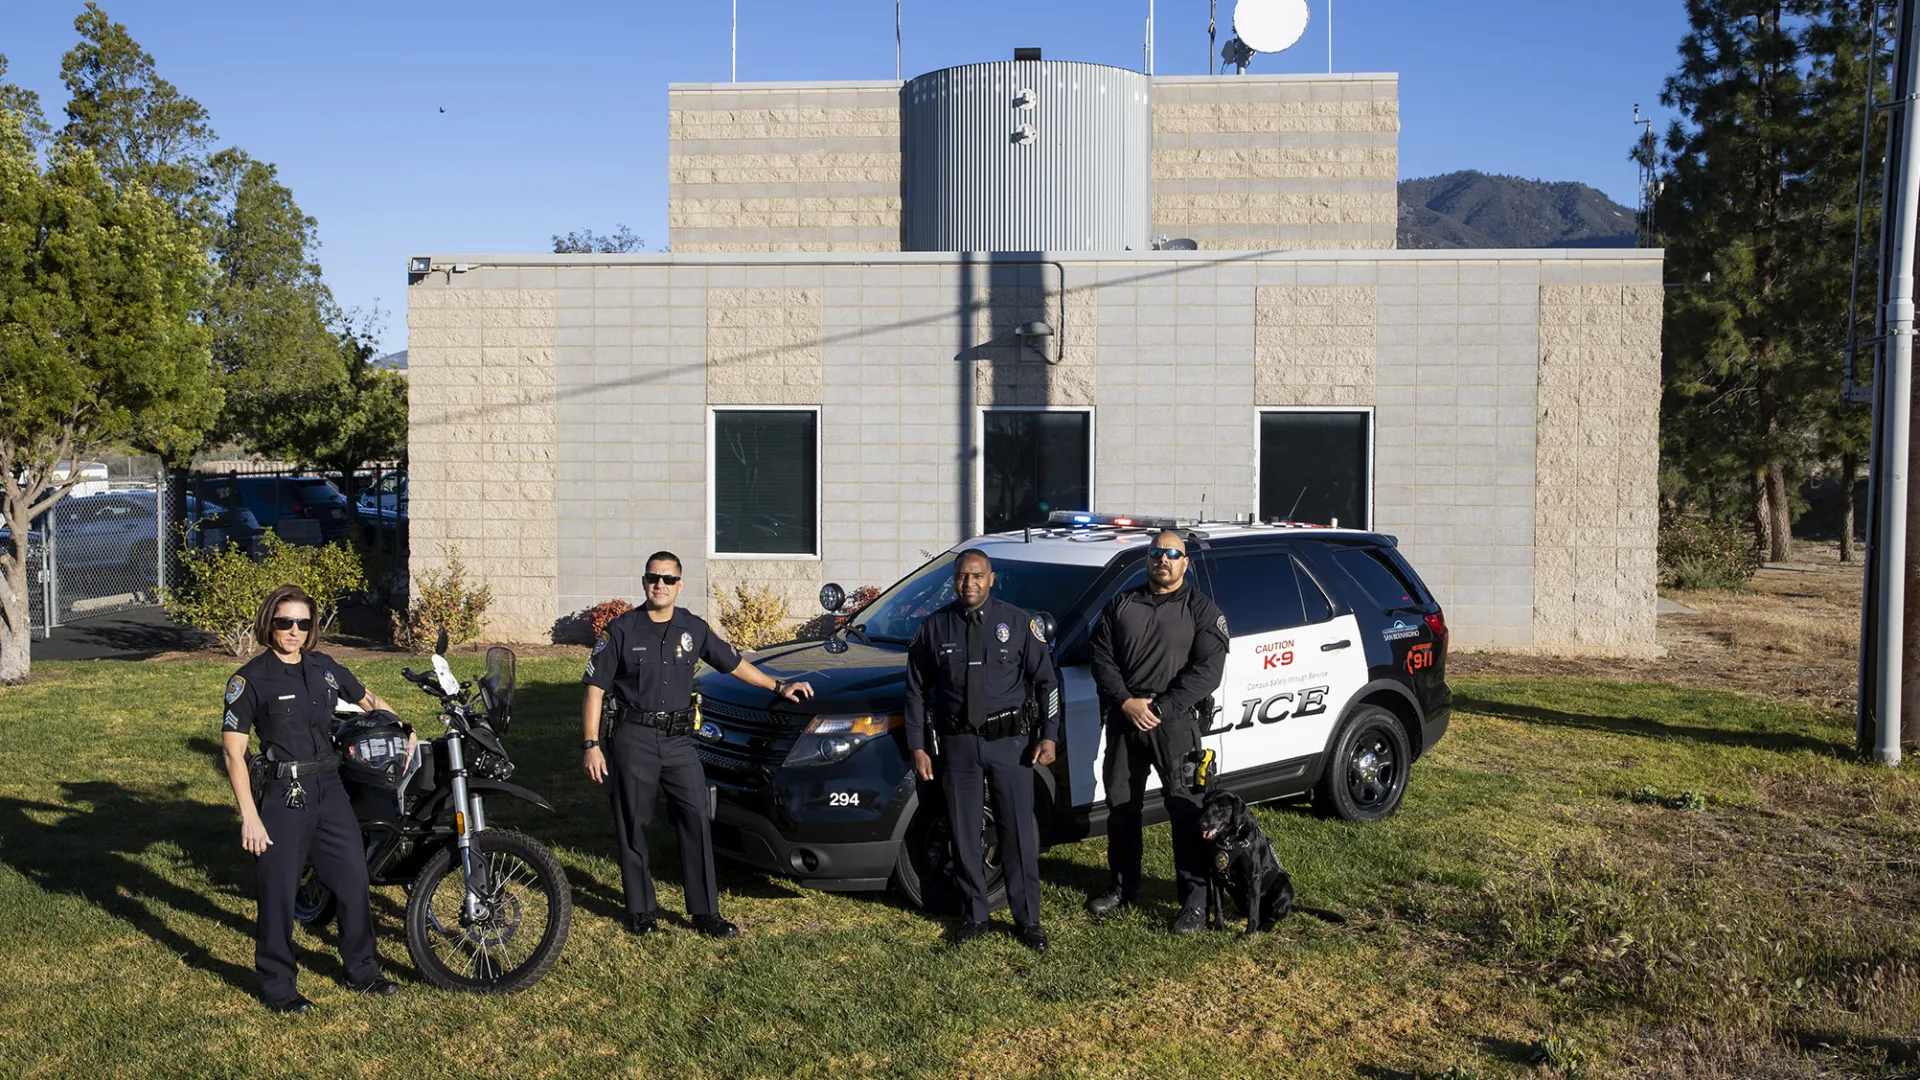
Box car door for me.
[1056,558,1149,810]
[1195,546,1370,781]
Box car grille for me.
[696,699,801,778]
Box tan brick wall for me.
[669,86,903,253]
[972,275,1098,407]
[1532,284,1662,655]
[1253,284,1377,406]
[1152,78,1398,250]
[406,286,558,643]
[707,287,823,404]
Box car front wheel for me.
[1314,705,1412,823]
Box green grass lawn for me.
[1,657,1917,1079]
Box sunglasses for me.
[271,617,314,631]
[643,573,683,586]
[1147,547,1188,561]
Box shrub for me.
[392,549,492,651]
[163,532,366,655]
[585,598,632,638]
[711,583,791,651]
[1658,517,1762,590]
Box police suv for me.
[692,512,1452,908]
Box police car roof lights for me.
[1045,510,1182,529]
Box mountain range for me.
[1398,171,1638,250]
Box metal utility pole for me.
[1209,0,1217,75]
[896,0,901,80]
[732,0,738,82]
[1861,0,1920,764]
[1328,0,1334,73]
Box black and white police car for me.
[693,512,1452,908]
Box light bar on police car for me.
[1045,511,1182,529]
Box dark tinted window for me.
[851,554,1102,644]
[1203,552,1307,635]
[1297,559,1333,623]
[714,410,818,555]
[983,410,1090,532]
[1260,412,1369,528]
[1332,546,1419,608]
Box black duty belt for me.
[265,752,341,780]
[610,704,698,737]
[934,707,1028,741]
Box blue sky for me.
[2,0,1690,354]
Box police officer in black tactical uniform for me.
[220,584,404,1013]
[905,549,1062,951]
[582,551,813,938]
[1085,530,1230,934]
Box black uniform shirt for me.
[223,649,366,762]
[584,606,742,712]
[1089,582,1230,723]
[904,596,1061,753]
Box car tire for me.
[1314,704,1412,823]
[894,782,1040,914]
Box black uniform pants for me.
[606,721,718,916]
[1102,714,1207,911]
[254,771,379,1002]
[938,732,1041,926]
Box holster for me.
[244,751,270,805]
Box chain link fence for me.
[21,469,170,640]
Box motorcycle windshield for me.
[480,647,516,731]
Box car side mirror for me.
[819,582,846,613]
[1033,611,1058,650]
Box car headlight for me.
[783,713,902,767]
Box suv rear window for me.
[1332,546,1427,609]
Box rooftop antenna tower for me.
[1633,104,1657,246]
[1145,0,1155,75]
[896,0,901,81]
[1223,0,1310,74]
[732,0,738,82]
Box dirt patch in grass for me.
[1455,539,1864,711]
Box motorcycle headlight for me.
[783,713,901,767]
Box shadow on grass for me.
[1452,695,1850,757]
[0,780,357,995]
[1790,1030,1920,1066]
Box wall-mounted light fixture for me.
[1015,319,1055,363]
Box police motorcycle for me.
[293,630,572,993]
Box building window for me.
[981,409,1091,533]
[712,409,818,556]
[1259,410,1370,528]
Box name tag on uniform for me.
[277,694,297,700]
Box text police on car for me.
[903,549,1062,951]
[581,551,813,938]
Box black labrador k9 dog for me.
[1197,790,1294,933]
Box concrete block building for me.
[406,59,1663,656]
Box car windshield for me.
[849,553,1104,644]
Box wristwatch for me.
[581,739,599,750]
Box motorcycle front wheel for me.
[403,829,572,993]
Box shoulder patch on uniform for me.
[324,669,340,691]
[995,622,1010,644]
[1216,613,1230,637]
[225,676,246,704]
[1030,617,1047,643]
[592,633,608,656]
[222,710,240,731]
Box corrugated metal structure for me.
[902,60,1152,252]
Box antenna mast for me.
[731,0,738,82]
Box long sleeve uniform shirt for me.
[1088,583,1230,723]
[904,596,1061,754]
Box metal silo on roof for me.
[902,58,1152,252]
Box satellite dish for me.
[1233,0,1309,54]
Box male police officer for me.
[1085,530,1229,933]
[904,549,1061,950]
[582,551,813,937]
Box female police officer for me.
[219,584,402,1013]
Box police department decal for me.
[225,676,246,704]
[1029,618,1046,643]
[1382,619,1421,642]
[996,622,1010,644]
